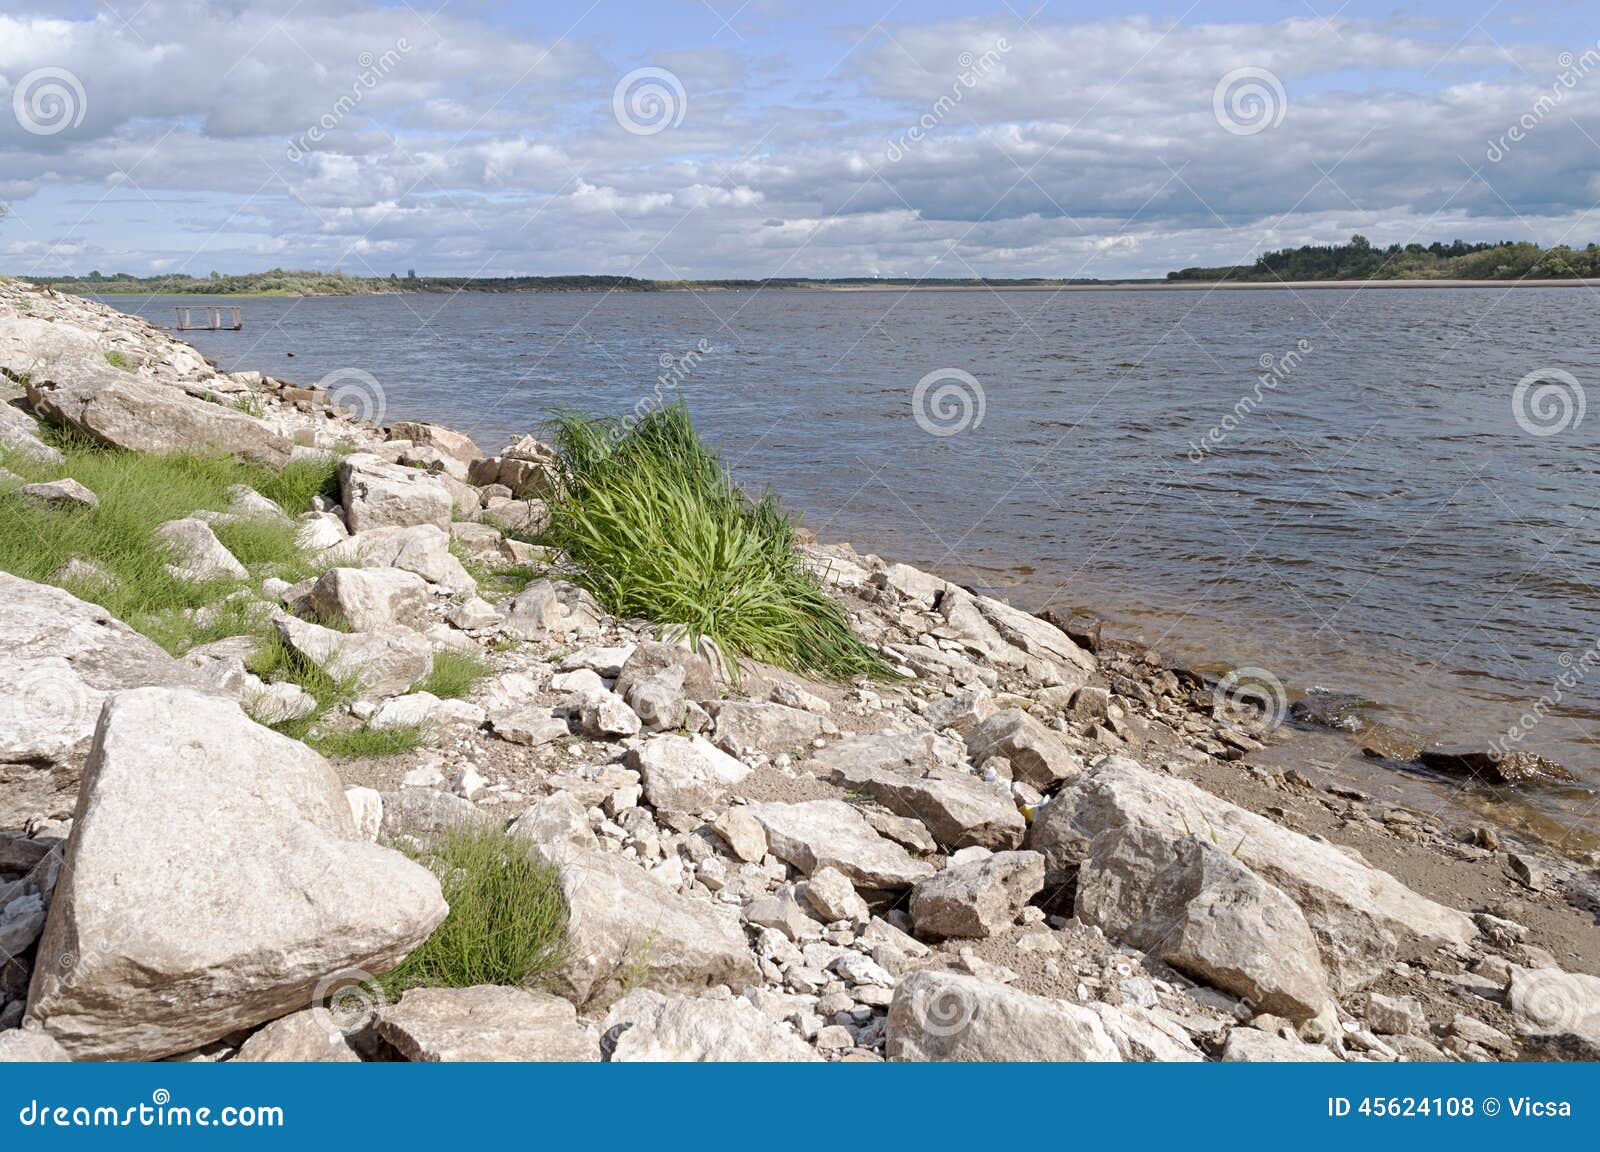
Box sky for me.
[0,0,1596,279]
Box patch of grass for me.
[246,629,356,738]
[0,430,341,654]
[414,648,491,700]
[104,350,134,370]
[539,402,894,681]
[306,723,422,759]
[232,393,265,418]
[378,828,569,997]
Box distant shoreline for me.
[814,278,1600,292]
[65,276,1600,299]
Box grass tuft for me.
[245,629,356,738]
[306,723,422,759]
[378,828,569,997]
[414,648,491,700]
[539,402,893,681]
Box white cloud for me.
[0,4,1595,278]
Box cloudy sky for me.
[0,0,1595,279]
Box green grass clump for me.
[245,628,355,737]
[0,429,340,653]
[104,350,134,370]
[378,828,569,997]
[306,723,422,759]
[539,402,893,681]
[415,648,491,700]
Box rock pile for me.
[2,277,1596,1064]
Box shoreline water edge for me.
[0,276,1596,1065]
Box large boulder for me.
[710,701,828,759]
[628,734,751,812]
[0,573,199,696]
[338,453,453,532]
[308,567,431,631]
[25,365,290,467]
[387,422,481,469]
[322,524,476,594]
[809,730,942,785]
[0,399,64,464]
[816,735,1024,851]
[965,709,1082,790]
[376,986,595,1062]
[525,841,758,1008]
[1220,1028,1340,1062]
[467,438,562,498]
[500,580,604,641]
[155,518,248,581]
[1507,966,1600,1059]
[603,990,819,1061]
[939,587,1094,686]
[1028,758,1477,992]
[615,640,717,703]
[1076,829,1332,1022]
[909,850,1044,940]
[885,971,1121,1061]
[271,614,433,697]
[25,688,446,1060]
[0,574,199,823]
[233,1009,360,1062]
[743,800,936,889]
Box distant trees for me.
[1168,236,1600,282]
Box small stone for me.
[802,866,870,924]
[714,808,768,863]
[446,596,500,630]
[575,691,642,739]
[1365,993,1426,1037]
[814,1024,855,1053]
[345,786,383,842]
[452,766,488,800]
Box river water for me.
[102,287,1600,846]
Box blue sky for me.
[1,0,1596,278]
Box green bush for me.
[539,403,892,681]
[379,828,569,996]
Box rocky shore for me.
[0,276,1596,1063]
